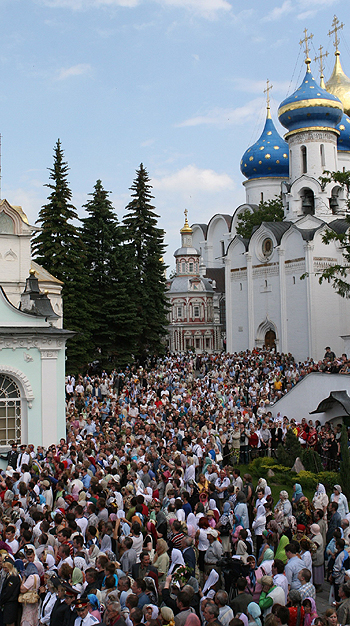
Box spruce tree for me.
[80,180,136,367]
[32,140,89,371]
[123,164,168,359]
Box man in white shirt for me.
[75,505,88,538]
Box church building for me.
[167,211,222,353]
[0,199,70,450]
[190,19,350,362]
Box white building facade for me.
[191,45,350,362]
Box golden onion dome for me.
[326,53,350,116]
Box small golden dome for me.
[326,53,350,115]
[180,209,192,234]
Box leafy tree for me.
[277,428,302,467]
[80,180,137,367]
[236,196,284,240]
[122,164,168,359]
[32,140,90,371]
[340,424,350,500]
[317,170,350,298]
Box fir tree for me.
[32,140,89,371]
[236,196,284,240]
[123,164,168,359]
[277,429,302,467]
[80,180,136,367]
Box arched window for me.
[301,146,307,174]
[260,192,264,202]
[320,144,325,168]
[0,375,21,446]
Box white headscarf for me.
[316,483,326,496]
[202,569,219,594]
[168,548,185,574]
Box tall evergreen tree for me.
[80,180,136,367]
[123,164,168,359]
[32,140,89,372]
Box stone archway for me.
[255,318,278,350]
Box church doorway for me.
[264,330,276,350]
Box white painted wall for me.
[271,372,350,423]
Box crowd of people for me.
[0,349,349,626]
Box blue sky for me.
[1,0,349,268]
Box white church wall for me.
[288,131,338,183]
[271,372,350,424]
[191,225,207,264]
[206,215,231,266]
[243,177,283,206]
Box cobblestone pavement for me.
[315,581,332,615]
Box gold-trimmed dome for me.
[326,53,350,116]
[180,208,192,233]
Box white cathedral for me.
[172,20,350,362]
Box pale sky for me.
[1,0,349,269]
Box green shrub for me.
[318,471,340,492]
[296,470,318,491]
[301,448,323,473]
[277,430,302,467]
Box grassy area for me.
[234,462,315,504]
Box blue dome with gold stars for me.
[240,114,289,180]
[337,113,350,151]
[278,66,343,135]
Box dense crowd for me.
[0,349,349,626]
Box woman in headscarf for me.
[256,478,271,499]
[186,513,198,538]
[310,523,324,591]
[19,563,40,626]
[202,457,213,476]
[275,533,289,564]
[274,491,292,529]
[167,548,185,575]
[235,492,249,529]
[216,502,233,554]
[247,602,262,626]
[331,486,349,521]
[245,556,264,602]
[202,569,219,599]
[313,483,329,515]
[291,484,304,509]
[88,594,102,622]
[153,539,169,583]
[302,597,317,626]
[71,567,84,594]
[161,606,175,626]
[184,615,201,626]
[252,503,266,558]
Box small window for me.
[194,305,200,317]
[177,306,182,318]
[195,338,200,349]
[293,276,296,285]
[320,144,325,168]
[185,338,190,348]
[261,192,264,202]
[301,145,307,174]
[239,283,242,291]
[221,241,225,256]
[189,263,194,273]
[205,338,210,348]
[181,263,186,273]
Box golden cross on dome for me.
[299,28,313,68]
[314,45,329,88]
[184,208,188,220]
[328,15,344,54]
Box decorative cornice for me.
[0,336,64,351]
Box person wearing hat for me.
[258,575,285,616]
[0,556,21,626]
[74,598,99,626]
[204,529,223,574]
[0,443,18,470]
[62,585,79,626]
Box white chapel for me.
[189,19,350,362]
